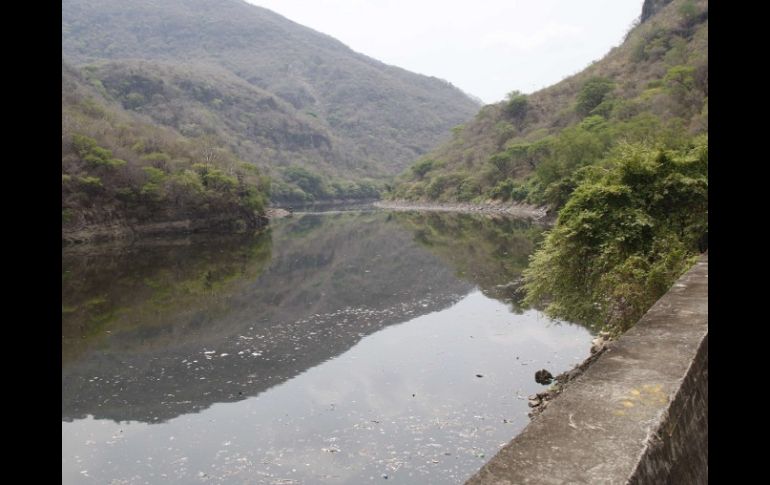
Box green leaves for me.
[523,139,708,333]
[504,91,529,121]
[575,77,615,117]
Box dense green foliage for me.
[62,63,270,236]
[503,91,529,122]
[522,139,707,333]
[62,0,480,201]
[575,77,615,117]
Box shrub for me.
[576,77,614,117]
[523,139,707,333]
[201,168,237,192]
[504,91,529,121]
[411,159,434,179]
[427,175,449,199]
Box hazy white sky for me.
[245,0,643,104]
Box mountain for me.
[390,0,707,207]
[62,0,480,202]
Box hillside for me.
[388,0,708,333]
[391,0,707,208]
[62,61,271,242]
[62,0,480,202]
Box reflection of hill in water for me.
[392,212,546,312]
[62,212,473,423]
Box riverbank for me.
[526,332,612,418]
[374,199,551,221]
[62,213,268,245]
[467,254,708,484]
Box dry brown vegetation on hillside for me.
[392,0,707,207]
[62,0,481,202]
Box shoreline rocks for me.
[374,200,551,221]
[527,338,613,419]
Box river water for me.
[62,209,594,484]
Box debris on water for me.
[535,369,553,385]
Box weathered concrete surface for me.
[467,254,708,484]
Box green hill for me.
[62,0,480,202]
[391,0,708,333]
[62,61,271,242]
[391,0,707,208]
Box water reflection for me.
[392,212,545,312]
[62,210,594,484]
[62,232,274,365]
[63,212,474,424]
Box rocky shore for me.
[527,332,613,418]
[374,200,551,221]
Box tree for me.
[411,159,434,179]
[504,90,529,121]
[576,77,614,117]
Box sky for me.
[245,0,643,104]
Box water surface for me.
[62,210,594,484]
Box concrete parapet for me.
[466,254,708,484]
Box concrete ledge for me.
[466,254,708,484]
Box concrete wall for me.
[467,254,708,484]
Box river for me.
[62,208,594,484]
